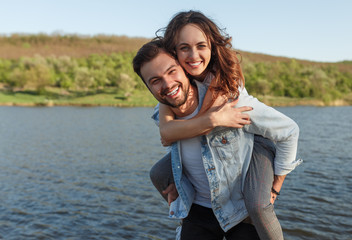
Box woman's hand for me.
[206,94,253,130]
[270,175,286,204]
[161,136,171,147]
[270,191,278,204]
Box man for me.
[132,40,300,240]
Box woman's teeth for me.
[189,62,201,66]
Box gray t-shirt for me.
[178,106,212,208]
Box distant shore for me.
[253,95,351,107]
[0,90,350,108]
[1,35,351,109]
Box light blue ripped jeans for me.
[150,135,284,240]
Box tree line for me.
[0,53,141,96]
[243,59,352,103]
[0,34,351,104]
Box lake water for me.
[0,106,351,240]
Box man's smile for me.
[166,86,180,96]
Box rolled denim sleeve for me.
[237,94,302,175]
[151,103,173,153]
[151,103,160,127]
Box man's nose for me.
[162,76,174,88]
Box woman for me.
[149,10,302,239]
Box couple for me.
[133,11,302,240]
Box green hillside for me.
[0,34,351,106]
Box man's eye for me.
[150,79,160,85]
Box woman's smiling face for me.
[175,24,211,78]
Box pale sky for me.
[1,0,351,62]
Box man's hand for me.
[162,183,179,206]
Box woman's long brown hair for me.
[157,10,245,100]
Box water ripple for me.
[0,106,351,239]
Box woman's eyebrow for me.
[177,41,208,46]
[177,42,188,47]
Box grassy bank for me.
[1,89,351,107]
[256,95,352,107]
[0,88,158,107]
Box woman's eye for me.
[179,46,189,51]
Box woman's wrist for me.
[272,174,286,193]
[206,111,218,129]
[271,187,280,196]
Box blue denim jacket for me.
[152,81,302,232]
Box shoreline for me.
[1,89,351,108]
[0,102,154,107]
[254,97,352,107]
[0,99,350,108]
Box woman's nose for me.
[189,48,199,59]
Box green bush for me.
[0,52,350,100]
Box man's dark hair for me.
[133,38,165,82]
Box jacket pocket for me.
[209,129,239,162]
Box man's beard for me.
[160,86,189,108]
